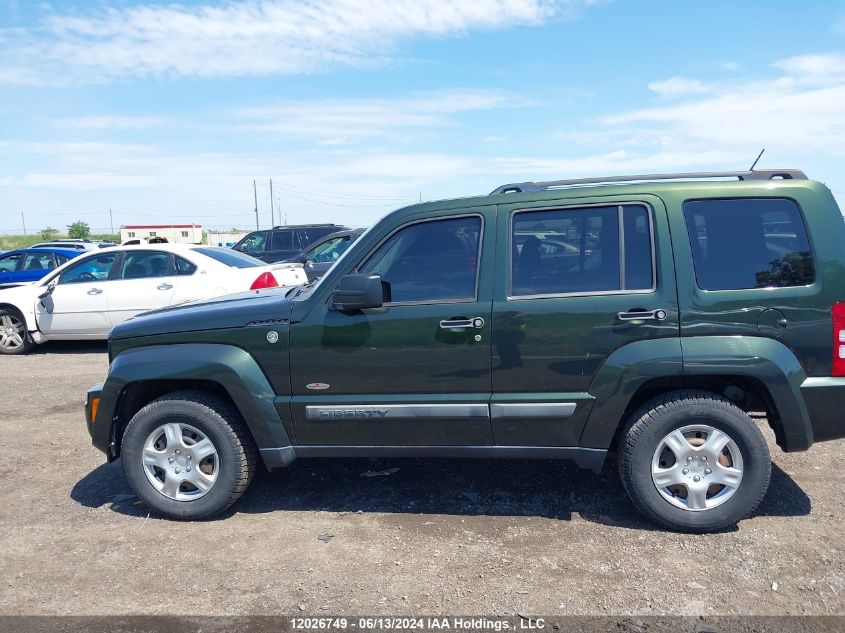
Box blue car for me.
[0,247,81,287]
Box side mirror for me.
[331,274,385,311]
[38,279,57,300]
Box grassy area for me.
[0,233,120,251]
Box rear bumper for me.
[800,377,845,443]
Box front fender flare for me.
[92,343,290,457]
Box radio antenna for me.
[749,149,765,171]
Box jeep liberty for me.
[84,169,845,531]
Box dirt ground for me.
[0,341,843,618]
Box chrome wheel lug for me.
[682,468,689,475]
[693,475,700,482]
[174,467,181,474]
[168,457,174,463]
[704,468,712,475]
[187,454,192,460]
[186,466,191,472]
[686,456,693,462]
[175,449,181,455]
[701,456,707,461]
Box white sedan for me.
[0,243,307,354]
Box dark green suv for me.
[84,169,845,532]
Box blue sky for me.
[1,0,844,233]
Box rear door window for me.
[119,251,171,279]
[269,230,296,252]
[22,252,56,271]
[683,198,815,290]
[510,204,653,297]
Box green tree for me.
[40,227,59,240]
[67,221,90,239]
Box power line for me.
[270,181,416,201]
[279,190,416,208]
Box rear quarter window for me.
[683,198,815,290]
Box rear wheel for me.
[0,308,34,355]
[121,390,257,520]
[619,390,771,532]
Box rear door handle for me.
[87,288,103,295]
[157,283,173,290]
[439,316,485,330]
[617,309,667,321]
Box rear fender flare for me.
[580,338,683,449]
[681,336,812,451]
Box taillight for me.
[250,272,279,290]
[833,302,845,376]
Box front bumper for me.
[800,377,845,444]
[84,382,108,455]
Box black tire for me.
[0,306,34,355]
[121,390,258,520]
[618,389,771,533]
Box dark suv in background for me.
[232,224,350,263]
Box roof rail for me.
[271,223,341,229]
[489,169,808,195]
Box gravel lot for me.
[1,342,843,618]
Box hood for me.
[110,286,295,340]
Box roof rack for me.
[489,169,808,195]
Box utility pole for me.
[253,179,259,231]
[277,196,284,225]
[109,208,114,234]
[269,178,275,227]
[21,211,26,235]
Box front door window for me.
[360,216,482,304]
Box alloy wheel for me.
[0,314,26,351]
[651,424,744,511]
[142,422,219,501]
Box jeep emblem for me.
[266,331,279,344]
[306,382,330,390]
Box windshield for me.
[192,247,264,268]
[307,236,353,264]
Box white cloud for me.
[0,0,594,85]
[647,77,714,96]
[232,89,532,141]
[576,53,845,162]
[772,52,845,84]
[53,116,165,129]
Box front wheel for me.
[121,390,258,520]
[619,390,771,533]
[0,308,34,355]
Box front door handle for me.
[87,288,103,295]
[157,283,173,290]
[617,309,667,321]
[439,316,485,330]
